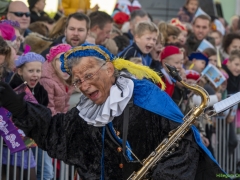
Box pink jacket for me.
[40,61,73,115]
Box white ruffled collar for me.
[76,76,134,127]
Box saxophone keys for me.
[173,142,179,148]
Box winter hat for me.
[189,52,209,66]
[170,18,187,31]
[46,44,72,62]
[113,12,129,25]
[27,0,39,10]
[0,23,16,41]
[185,70,200,80]
[0,20,20,28]
[15,52,45,67]
[160,46,182,61]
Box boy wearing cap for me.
[160,45,184,96]
[118,21,158,66]
[188,52,209,73]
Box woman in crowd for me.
[222,33,240,62]
[158,22,181,45]
[0,36,12,83]
[28,0,52,24]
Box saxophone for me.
[127,64,209,180]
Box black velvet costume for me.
[11,101,226,180]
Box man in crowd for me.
[0,43,229,180]
[88,11,113,45]
[7,1,31,37]
[124,9,150,44]
[41,12,89,58]
[186,14,215,55]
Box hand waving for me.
[0,82,26,118]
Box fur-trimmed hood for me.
[24,33,52,54]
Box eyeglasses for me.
[72,63,106,88]
[9,12,31,17]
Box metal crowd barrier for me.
[0,138,80,180]
[213,116,239,178]
[1,116,239,179]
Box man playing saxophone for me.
[0,44,229,179]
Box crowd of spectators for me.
[0,0,240,179]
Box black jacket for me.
[123,30,134,43]
[11,100,227,180]
[185,33,215,55]
[30,10,52,24]
[222,64,240,94]
[118,42,152,66]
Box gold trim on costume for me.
[63,46,111,74]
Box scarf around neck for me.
[76,76,134,127]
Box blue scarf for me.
[132,78,227,175]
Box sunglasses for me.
[9,12,30,17]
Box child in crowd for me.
[0,20,22,54]
[222,49,240,95]
[113,35,130,54]
[160,45,184,96]
[188,52,209,73]
[118,21,159,66]
[178,0,199,23]
[170,18,188,46]
[2,52,47,180]
[188,52,222,107]
[203,48,217,67]
[210,30,223,51]
[150,34,164,73]
[40,44,73,115]
[158,22,181,45]
[37,43,73,180]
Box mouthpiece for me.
[164,63,182,82]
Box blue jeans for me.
[33,148,53,180]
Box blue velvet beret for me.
[188,52,209,66]
[60,43,115,75]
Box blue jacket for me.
[118,42,152,66]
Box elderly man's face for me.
[7,1,30,32]
[72,57,115,105]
